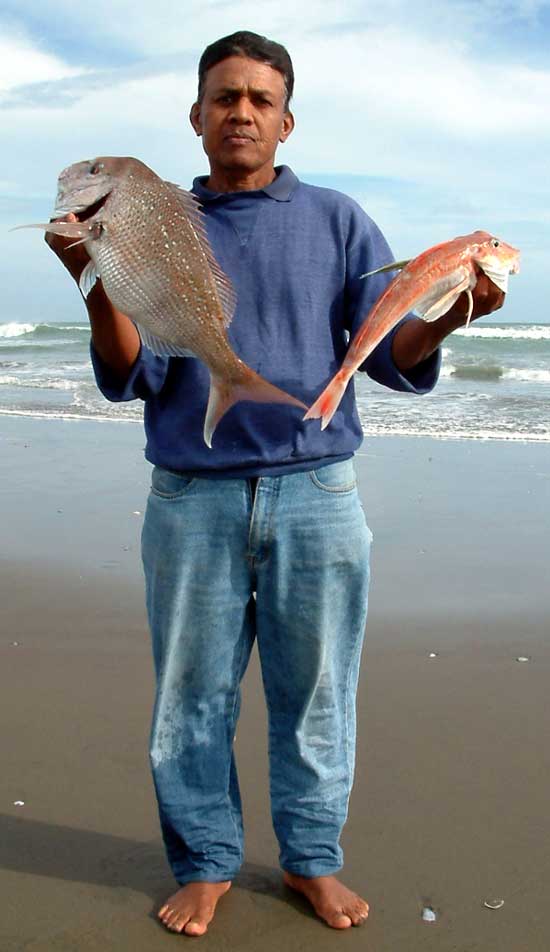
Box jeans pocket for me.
[150,466,196,499]
[308,459,357,493]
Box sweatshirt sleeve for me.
[90,341,169,402]
[345,209,440,394]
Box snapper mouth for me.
[78,191,111,221]
[55,190,112,219]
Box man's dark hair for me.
[197,31,294,109]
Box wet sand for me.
[1,416,549,951]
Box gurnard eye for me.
[90,162,104,175]
[492,239,500,248]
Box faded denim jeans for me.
[141,458,372,883]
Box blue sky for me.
[1,0,549,323]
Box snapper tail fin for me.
[302,369,351,430]
[203,367,307,448]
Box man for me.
[47,31,503,936]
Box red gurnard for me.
[304,230,520,430]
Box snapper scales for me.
[18,156,306,446]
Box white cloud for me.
[2,0,549,324]
[0,29,83,92]
[5,0,550,61]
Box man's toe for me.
[166,913,183,931]
[326,910,353,929]
[350,902,369,925]
[184,917,208,936]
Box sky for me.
[1,0,549,323]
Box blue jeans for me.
[141,458,372,883]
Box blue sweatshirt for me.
[91,166,440,477]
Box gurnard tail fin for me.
[302,370,350,430]
[203,368,307,448]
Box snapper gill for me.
[16,155,306,446]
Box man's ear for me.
[279,111,295,144]
[190,101,202,136]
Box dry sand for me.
[1,417,549,951]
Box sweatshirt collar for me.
[192,165,298,203]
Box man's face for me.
[190,56,294,180]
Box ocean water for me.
[0,320,549,442]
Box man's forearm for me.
[391,308,466,372]
[44,220,141,379]
[85,281,141,378]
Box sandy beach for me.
[1,415,549,951]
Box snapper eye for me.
[491,239,500,248]
[90,162,105,175]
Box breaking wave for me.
[0,322,36,338]
[441,363,550,383]
[0,322,88,340]
[452,324,550,342]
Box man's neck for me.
[204,164,277,194]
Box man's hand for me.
[45,212,90,285]
[447,269,505,326]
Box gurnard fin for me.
[203,368,306,448]
[415,267,471,322]
[302,370,350,431]
[360,259,411,279]
[464,289,474,329]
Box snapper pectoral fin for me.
[203,369,306,448]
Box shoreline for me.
[1,406,549,443]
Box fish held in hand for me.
[304,230,520,430]
[15,156,306,446]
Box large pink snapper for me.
[17,156,306,446]
[304,230,520,430]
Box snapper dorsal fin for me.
[164,181,237,329]
[360,258,411,279]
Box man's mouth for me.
[224,133,255,143]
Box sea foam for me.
[453,324,550,341]
[0,322,36,338]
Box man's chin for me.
[214,156,274,177]
[218,153,261,171]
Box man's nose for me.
[229,96,253,124]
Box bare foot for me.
[283,872,369,929]
[158,880,231,935]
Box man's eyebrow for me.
[212,85,276,98]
